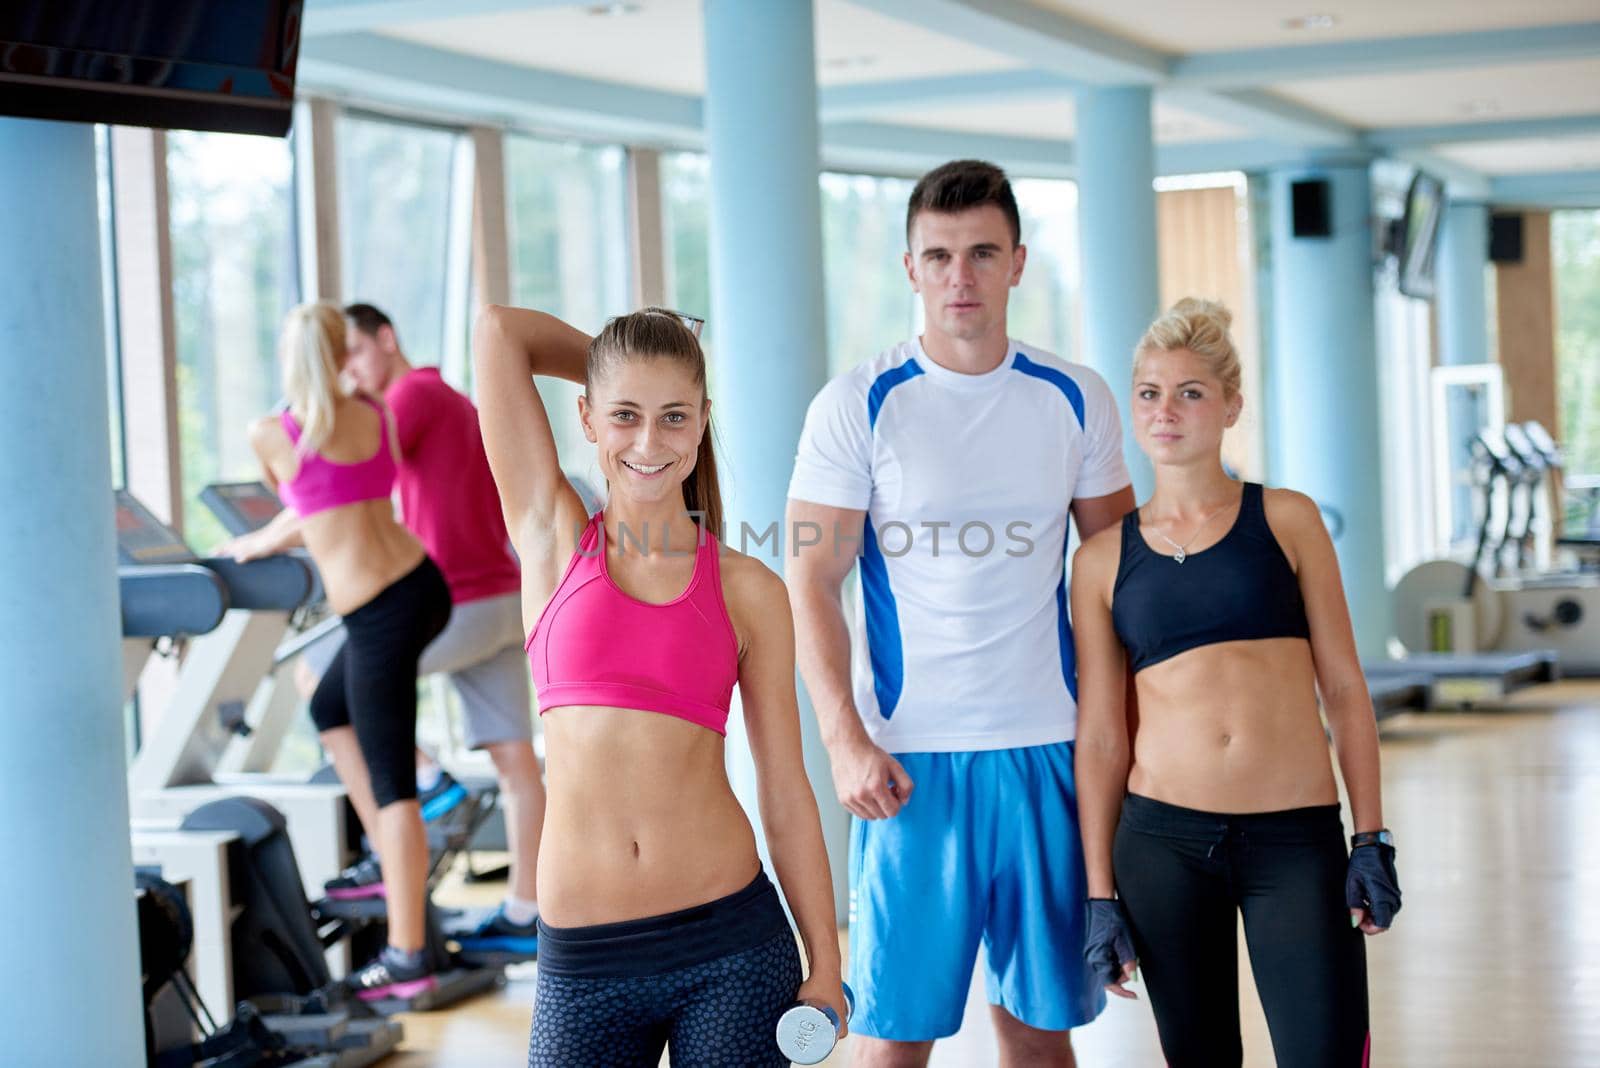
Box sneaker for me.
[455,904,539,956]
[324,853,385,900]
[344,948,436,1003]
[418,769,469,823]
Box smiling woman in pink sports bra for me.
[474,305,843,1066]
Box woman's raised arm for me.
[472,305,590,549]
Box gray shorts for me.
[302,591,532,749]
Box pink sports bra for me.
[277,397,397,518]
[526,513,739,735]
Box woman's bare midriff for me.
[537,706,762,927]
[1126,638,1340,814]
[299,499,425,615]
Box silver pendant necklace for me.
[1147,498,1234,564]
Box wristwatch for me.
[1350,829,1395,849]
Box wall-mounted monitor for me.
[1397,170,1446,300]
[0,2,302,137]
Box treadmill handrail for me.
[119,565,229,639]
[201,554,315,613]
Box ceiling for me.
[1273,57,1600,128]
[382,0,1026,96]
[298,0,1600,202]
[876,96,1246,143]
[1032,0,1600,54]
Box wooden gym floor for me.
[395,680,1600,1067]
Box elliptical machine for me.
[1393,423,1597,679]
[138,869,334,1068]
[179,797,407,1055]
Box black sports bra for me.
[1110,482,1310,673]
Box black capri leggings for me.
[1113,793,1369,1068]
[308,557,451,808]
[528,870,803,1067]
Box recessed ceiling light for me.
[1283,13,1338,30]
[586,2,643,15]
[823,55,878,71]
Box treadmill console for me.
[201,481,285,537]
[1522,422,1562,470]
[116,491,198,566]
[1501,424,1544,474]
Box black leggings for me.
[528,871,803,1067]
[1113,793,1369,1068]
[308,558,451,808]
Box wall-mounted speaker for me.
[1291,179,1332,238]
[1489,213,1524,263]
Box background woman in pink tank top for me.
[474,304,845,1064]
[245,302,452,1002]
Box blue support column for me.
[1266,164,1389,657]
[1436,201,1490,366]
[1076,86,1160,500]
[0,119,142,1059]
[702,0,848,914]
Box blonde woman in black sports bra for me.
[1071,298,1400,1068]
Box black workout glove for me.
[1345,843,1402,929]
[1083,898,1136,987]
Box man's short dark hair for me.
[344,302,394,341]
[906,160,1021,249]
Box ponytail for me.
[684,415,723,539]
[279,301,347,454]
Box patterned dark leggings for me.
[528,930,801,1067]
[527,872,803,1067]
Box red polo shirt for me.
[387,367,519,605]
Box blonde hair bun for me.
[1169,297,1231,333]
[1135,297,1241,398]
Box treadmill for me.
[1523,421,1600,565]
[1365,652,1558,709]
[1380,430,1563,707]
[119,514,399,1066]
[118,490,360,910]
[1362,667,1432,720]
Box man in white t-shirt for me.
[786,160,1135,1067]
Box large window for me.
[507,135,629,329]
[167,130,298,552]
[338,114,463,365]
[820,171,919,377]
[1011,178,1082,362]
[662,151,712,336]
[506,133,630,481]
[1554,209,1600,531]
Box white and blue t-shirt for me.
[787,338,1130,753]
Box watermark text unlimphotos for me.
[577,514,1044,560]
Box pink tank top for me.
[277,397,397,518]
[526,513,739,735]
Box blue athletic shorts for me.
[847,741,1106,1040]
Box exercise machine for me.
[1394,421,1597,683]
[119,490,353,901]
[120,531,400,1064]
